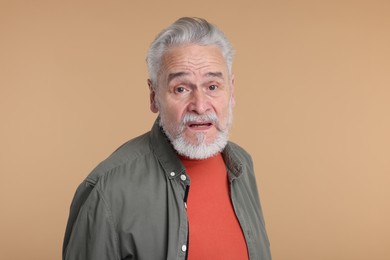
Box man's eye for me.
[175,87,186,93]
[208,85,218,91]
[175,87,188,94]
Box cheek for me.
[165,104,185,122]
[216,101,230,116]
[217,103,232,125]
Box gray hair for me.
[146,17,234,86]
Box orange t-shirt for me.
[180,153,249,260]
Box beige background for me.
[1,1,389,259]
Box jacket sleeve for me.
[63,181,120,260]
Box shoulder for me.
[225,141,253,165]
[85,131,154,186]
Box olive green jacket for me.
[63,119,271,260]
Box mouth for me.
[187,121,213,130]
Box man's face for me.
[149,44,235,159]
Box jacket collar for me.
[150,118,186,180]
[222,143,244,182]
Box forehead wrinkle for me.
[187,58,227,74]
[187,58,223,67]
[167,71,190,84]
[161,47,228,83]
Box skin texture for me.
[148,44,235,148]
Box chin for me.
[184,133,217,146]
[172,132,228,160]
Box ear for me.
[230,74,236,107]
[148,79,159,113]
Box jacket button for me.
[170,172,175,177]
[181,245,187,252]
[180,174,187,181]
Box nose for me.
[188,90,210,114]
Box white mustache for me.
[181,113,218,125]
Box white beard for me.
[167,127,229,160]
[159,102,233,160]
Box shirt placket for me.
[169,170,190,259]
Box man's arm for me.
[63,182,120,260]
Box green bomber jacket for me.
[63,119,271,260]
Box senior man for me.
[63,17,271,260]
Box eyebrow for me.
[167,72,189,84]
[167,71,224,84]
[204,72,224,80]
